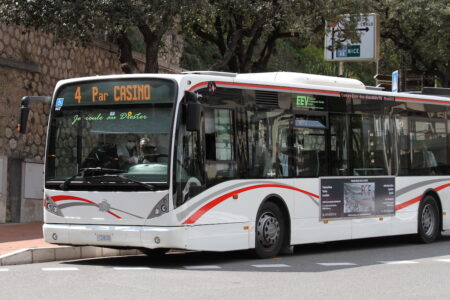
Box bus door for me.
[291,112,352,244]
[292,113,328,178]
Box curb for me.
[0,246,141,266]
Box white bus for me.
[19,71,450,258]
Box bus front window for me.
[46,79,176,188]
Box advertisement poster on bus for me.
[320,177,395,219]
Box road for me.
[2,233,450,299]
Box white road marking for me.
[251,264,291,268]
[184,265,222,270]
[378,260,418,264]
[113,267,151,270]
[434,259,450,263]
[0,268,9,272]
[42,267,79,271]
[317,262,357,266]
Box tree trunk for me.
[116,31,140,74]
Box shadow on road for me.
[64,232,450,273]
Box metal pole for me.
[375,60,379,86]
[339,62,344,76]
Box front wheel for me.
[417,195,441,243]
[255,202,285,258]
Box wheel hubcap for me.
[422,203,436,236]
[257,212,280,248]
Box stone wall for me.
[0,22,183,222]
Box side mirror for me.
[17,96,51,134]
[18,97,31,134]
[186,102,202,132]
[184,91,202,132]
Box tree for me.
[182,0,369,73]
[0,0,179,73]
[371,0,450,87]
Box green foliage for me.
[180,36,222,71]
[181,0,370,73]
[371,0,450,86]
[0,0,179,73]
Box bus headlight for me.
[148,195,169,219]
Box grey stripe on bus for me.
[175,180,318,221]
[57,203,144,219]
[396,178,449,197]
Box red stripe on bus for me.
[51,195,122,219]
[395,96,449,105]
[188,81,340,96]
[188,82,208,91]
[106,211,122,219]
[52,195,96,204]
[395,182,450,211]
[183,184,319,225]
[395,195,422,211]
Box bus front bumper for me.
[43,223,188,250]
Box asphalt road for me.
[2,233,450,300]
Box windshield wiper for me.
[86,174,155,191]
[59,167,123,190]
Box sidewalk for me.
[0,222,141,266]
[0,222,54,256]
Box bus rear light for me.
[323,220,329,224]
[233,194,239,199]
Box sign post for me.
[325,14,380,62]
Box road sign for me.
[325,14,380,62]
[392,70,398,92]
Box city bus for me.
[18,71,450,258]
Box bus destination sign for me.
[55,79,175,109]
[341,92,394,102]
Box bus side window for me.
[204,108,236,185]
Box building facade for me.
[0,23,183,223]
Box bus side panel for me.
[186,223,250,251]
[438,179,450,230]
[391,211,417,235]
[292,178,352,244]
[391,177,450,235]
[292,218,352,244]
[179,180,295,226]
[438,185,450,230]
[352,217,391,239]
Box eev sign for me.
[325,14,380,62]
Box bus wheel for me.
[418,195,441,243]
[255,202,285,258]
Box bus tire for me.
[417,195,441,243]
[255,201,285,259]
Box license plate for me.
[97,234,112,241]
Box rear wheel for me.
[417,195,441,243]
[255,202,285,258]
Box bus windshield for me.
[46,78,177,186]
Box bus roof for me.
[54,72,450,105]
